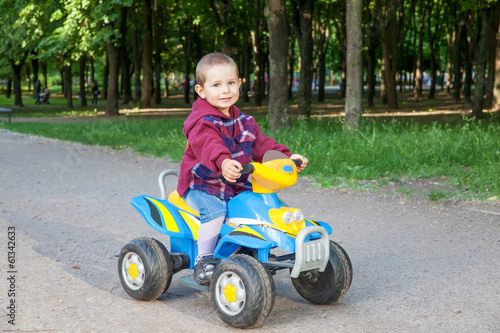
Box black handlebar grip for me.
[292,159,302,167]
[240,164,255,174]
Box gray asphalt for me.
[0,129,498,333]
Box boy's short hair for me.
[195,53,239,87]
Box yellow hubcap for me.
[128,263,139,280]
[223,283,237,303]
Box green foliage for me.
[2,116,500,200]
[0,0,49,62]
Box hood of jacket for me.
[183,98,240,136]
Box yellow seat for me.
[168,191,199,216]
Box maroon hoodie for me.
[177,98,290,201]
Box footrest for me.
[178,274,210,292]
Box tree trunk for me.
[133,29,142,102]
[102,56,109,100]
[375,0,398,109]
[153,2,164,105]
[25,63,31,92]
[64,61,73,109]
[485,4,500,105]
[315,4,331,103]
[164,73,170,98]
[266,0,290,130]
[452,15,465,102]
[154,60,161,105]
[251,0,265,108]
[31,50,39,84]
[6,78,12,98]
[288,33,296,100]
[181,17,192,105]
[41,62,48,87]
[471,9,491,119]
[380,59,387,104]
[293,0,315,117]
[427,3,439,99]
[242,30,251,103]
[120,7,132,104]
[492,16,500,111]
[464,40,473,102]
[79,56,87,107]
[106,41,120,115]
[141,0,153,108]
[366,18,377,107]
[332,2,346,100]
[413,9,427,102]
[318,57,326,102]
[9,59,25,106]
[344,0,363,133]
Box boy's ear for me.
[238,78,242,88]
[195,84,205,98]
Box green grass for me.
[273,117,500,199]
[2,115,499,201]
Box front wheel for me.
[291,240,352,304]
[118,237,173,301]
[210,254,275,329]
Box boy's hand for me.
[290,154,308,172]
[221,158,243,183]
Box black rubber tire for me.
[210,254,275,329]
[291,240,352,304]
[118,237,173,301]
[150,238,173,293]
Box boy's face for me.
[195,64,241,116]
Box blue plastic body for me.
[131,191,332,269]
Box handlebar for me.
[240,164,254,174]
[240,158,302,175]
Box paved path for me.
[0,130,498,332]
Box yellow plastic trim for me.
[146,197,180,233]
[168,191,199,216]
[236,225,266,240]
[179,211,200,240]
[268,207,306,236]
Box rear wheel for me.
[291,240,352,304]
[210,254,275,329]
[118,237,173,301]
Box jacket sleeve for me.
[186,119,232,172]
[251,120,291,163]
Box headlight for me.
[293,209,304,222]
[282,211,293,225]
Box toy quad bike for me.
[118,151,352,329]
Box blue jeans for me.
[183,189,226,224]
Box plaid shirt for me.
[190,114,256,202]
[177,98,290,202]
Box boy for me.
[177,52,308,284]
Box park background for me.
[1,0,499,202]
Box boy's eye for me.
[213,84,220,87]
